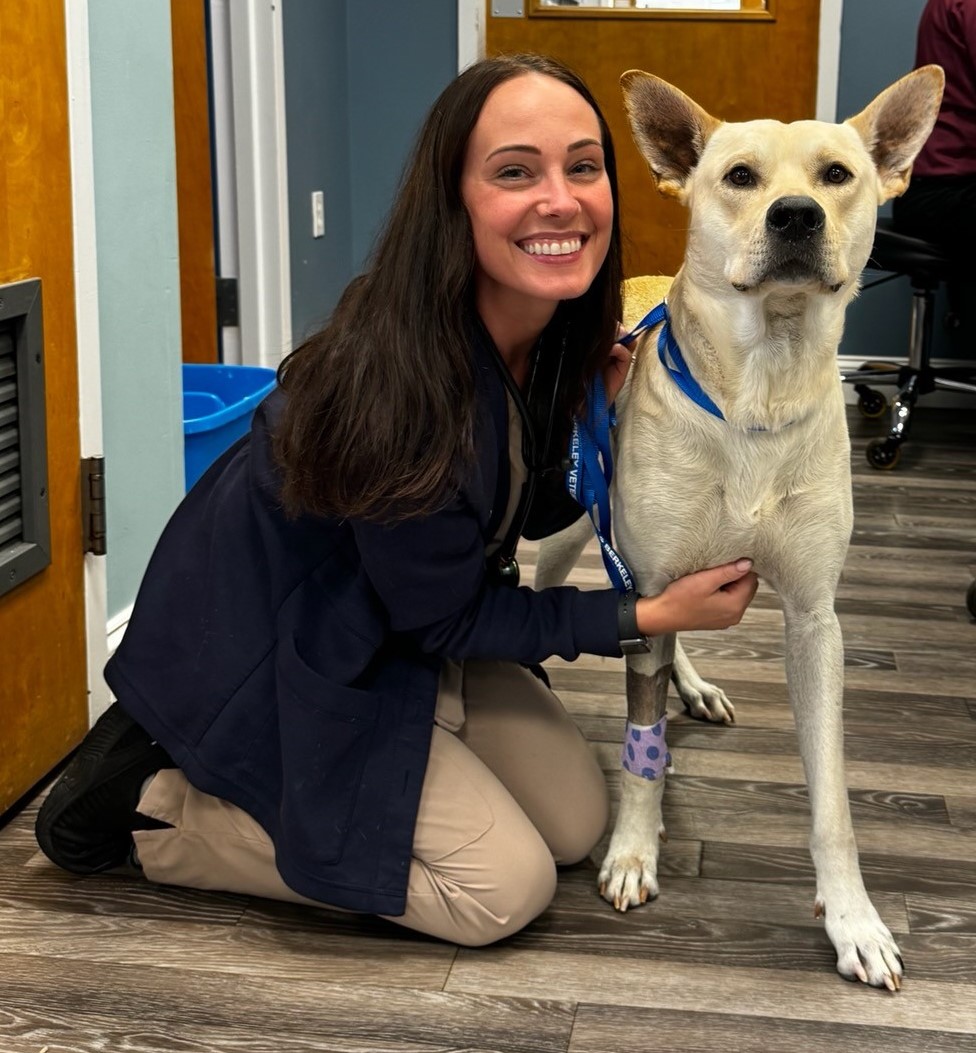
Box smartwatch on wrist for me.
[617,592,651,654]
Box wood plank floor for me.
[3,405,976,1053]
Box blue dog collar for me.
[621,301,797,433]
[620,301,726,422]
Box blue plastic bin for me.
[182,363,276,490]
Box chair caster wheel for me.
[856,388,888,419]
[967,580,976,619]
[866,438,902,470]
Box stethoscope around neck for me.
[483,323,567,588]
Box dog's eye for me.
[725,165,754,187]
[824,163,851,185]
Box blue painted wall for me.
[837,0,974,361]
[346,2,459,269]
[282,0,352,345]
[88,0,185,620]
[283,0,458,343]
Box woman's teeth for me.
[521,238,582,256]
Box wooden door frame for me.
[459,0,844,121]
[172,0,219,365]
[209,0,293,370]
[816,0,843,122]
[65,0,109,726]
[458,0,485,71]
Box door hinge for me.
[216,276,239,327]
[81,456,106,555]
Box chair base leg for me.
[863,373,920,471]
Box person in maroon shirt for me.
[893,0,976,255]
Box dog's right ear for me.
[620,70,721,200]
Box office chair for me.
[842,216,976,469]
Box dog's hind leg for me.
[533,515,592,589]
[598,636,674,911]
[671,637,735,724]
[783,595,904,991]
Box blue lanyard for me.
[566,371,636,593]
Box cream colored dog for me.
[537,66,944,990]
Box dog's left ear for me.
[845,65,945,203]
[621,70,721,201]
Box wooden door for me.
[171,0,219,364]
[486,0,821,277]
[0,0,89,813]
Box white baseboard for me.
[106,603,133,658]
[838,355,976,408]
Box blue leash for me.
[566,300,726,593]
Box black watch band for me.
[617,592,650,654]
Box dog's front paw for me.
[817,896,904,991]
[677,679,735,724]
[601,769,666,911]
[598,845,661,912]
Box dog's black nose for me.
[766,196,825,242]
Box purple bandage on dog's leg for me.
[621,715,672,781]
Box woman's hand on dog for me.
[637,559,759,634]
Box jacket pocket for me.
[275,634,381,867]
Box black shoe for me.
[35,703,174,874]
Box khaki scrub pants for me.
[132,659,610,947]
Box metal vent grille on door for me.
[0,279,49,599]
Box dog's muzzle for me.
[754,195,835,286]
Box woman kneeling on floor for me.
[36,53,757,946]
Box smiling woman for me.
[461,72,615,385]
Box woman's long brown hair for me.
[274,54,623,521]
